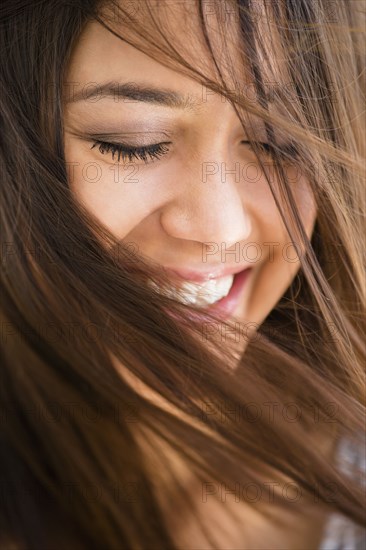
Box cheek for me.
[241,170,317,324]
[286,168,317,237]
[248,166,317,245]
[272,173,317,269]
[269,173,317,283]
[64,138,160,238]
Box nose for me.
[160,155,252,248]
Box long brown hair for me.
[1,0,365,548]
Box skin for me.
[63,11,317,343]
[63,3,328,547]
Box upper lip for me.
[162,264,252,283]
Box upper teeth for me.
[148,274,234,308]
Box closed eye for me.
[241,140,299,159]
[89,138,298,164]
[90,140,171,164]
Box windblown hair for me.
[0,0,365,548]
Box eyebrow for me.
[65,81,203,110]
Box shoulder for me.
[319,433,366,550]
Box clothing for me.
[318,434,366,549]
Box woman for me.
[0,0,365,548]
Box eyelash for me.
[90,140,170,163]
[90,140,298,164]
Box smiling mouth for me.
[148,267,252,315]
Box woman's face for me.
[63,6,316,338]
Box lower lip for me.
[206,268,252,319]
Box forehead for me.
[65,0,283,104]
